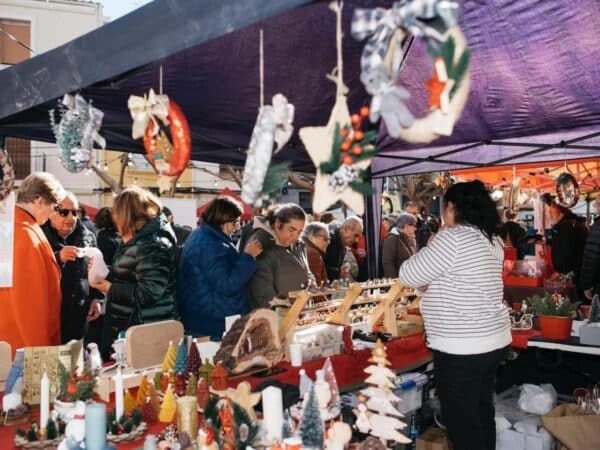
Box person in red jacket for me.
[0,172,65,356]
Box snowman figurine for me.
[57,401,86,450]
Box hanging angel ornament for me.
[241,93,294,206]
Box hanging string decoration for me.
[0,148,15,202]
[241,94,295,207]
[127,89,191,192]
[352,0,470,143]
[49,94,106,172]
[556,172,580,208]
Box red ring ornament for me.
[143,101,191,177]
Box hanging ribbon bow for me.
[352,0,459,77]
[61,94,107,152]
[127,88,170,139]
[241,94,295,206]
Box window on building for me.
[5,138,31,180]
[0,19,31,65]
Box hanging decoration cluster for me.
[49,94,106,173]
[0,148,15,203]
[352,0,471,143]
[320,106,379,195]
[241,93,295,207]
[127,88,191,192]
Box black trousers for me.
[433,346,508,450]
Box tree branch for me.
[88,158,121,194]
[225,165,242,188]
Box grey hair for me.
[342,215,363,231]
[302,221,329,240]
[396,212,417,229]
[61,190,79,207]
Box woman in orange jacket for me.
[0,172,65,356]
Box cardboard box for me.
[416,427,452,450]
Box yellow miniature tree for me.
[136,374,149,407]
[124,388,136,415]
[162,340,177,372]
[158,383,177,423]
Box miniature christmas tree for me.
[136,374,149,407]
[162,340,177,372]
[142,397,158,424]
[199,359,215,385]
[124,389,136,415]
[355,339,410,445]
[185,339,202,378]
[211,362,229,391]
[46,420,57,440]
[299,385,324,449]
[147,381,161,413]
[197,377,210,411]
[175,339,188,374]
[175,372,187,397]
[158,384,177,423]
[153,372,164,392]
[186,373,198,396]
[322,357,340,408]
[589,295,600,324]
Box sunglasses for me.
[54,206,80,217]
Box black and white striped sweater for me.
[399,225,511,355]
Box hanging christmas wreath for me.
[49,94,106,173]
[556,172,579,208]
[352,0,470,143]
[0,147,15,202]
[128,89,191,192]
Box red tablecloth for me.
[0,333,431,449]
[511,329,542,349]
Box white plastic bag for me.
[81,247,109,285]
[518,384,557,415]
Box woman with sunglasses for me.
[0,172,65,355]
[177,196,262,340]
[89,186,178,345]
[42,191,103,343]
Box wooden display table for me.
[0,333,431,449]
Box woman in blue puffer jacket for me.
[177,197,262,340]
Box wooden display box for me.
[396,312,424,337]
[503,274,543,287]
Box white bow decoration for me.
[127,88,170,139]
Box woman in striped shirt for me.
[399,180,510,450]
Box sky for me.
[97,0,154,21]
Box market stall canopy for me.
[0,0,598,173]
[451,158,600,194]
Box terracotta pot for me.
[580,305,591,320]
[538,315,573,340]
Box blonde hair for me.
[112,186,162,236]
[17,172,65,204]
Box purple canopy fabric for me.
[0,0,598,173]
[373,0,600,177]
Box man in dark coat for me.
[404,202,432,250]
[78,205,97,235]
[580,196,600,303]
[324,216,363,281]
[547,202,588,296]
[42,192,103,343]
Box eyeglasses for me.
[55,207,80,217]
[317,234,330,242]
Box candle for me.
[114,368,124,420]
[85,403,107,450]
[176,396,198,440]
[40,372,49,429]
[262,386,283,443]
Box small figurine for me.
[85,343,103,371]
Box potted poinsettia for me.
[528,294,579,340]
[54,362,98,418]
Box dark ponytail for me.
[266,203,306,226]
[444,180,501,242]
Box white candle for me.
[262,386,283,443]
[40,372,49,429]
[114,368,124,420]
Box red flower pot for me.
[538,315,573,340]
[580,305,591,320]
